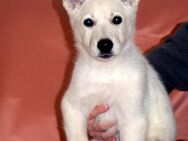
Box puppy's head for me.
[63,0,140,61]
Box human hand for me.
[87,104,118,141]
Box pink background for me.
[0,0,188,141]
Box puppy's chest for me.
[75,73,128,112]
[79,81,117,102]
[72,65,140,114]
[77,70,126,96]
[78,83,121,118]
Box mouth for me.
[98,52,114,60]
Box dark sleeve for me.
[146,22,188,93]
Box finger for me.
[87,104,109,131]
[89,128,118,140]
[87,118,95,131]
[106,136,116,141]
[93,121,116,132]
[89,131,108,140]
[89,104,109,120]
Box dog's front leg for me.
[119,84,148,141]
[62,97,88,141]
[119,93,148,141]
[120,116,148,141]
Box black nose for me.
[97,38,113,54]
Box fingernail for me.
[104,104,109,110]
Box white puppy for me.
[61,0,176,141]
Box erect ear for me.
[63,0,86,13]
[121,0,140,6]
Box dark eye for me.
[83,18,94,27]
[112,16,122,25]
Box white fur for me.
[61,0,176,141]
